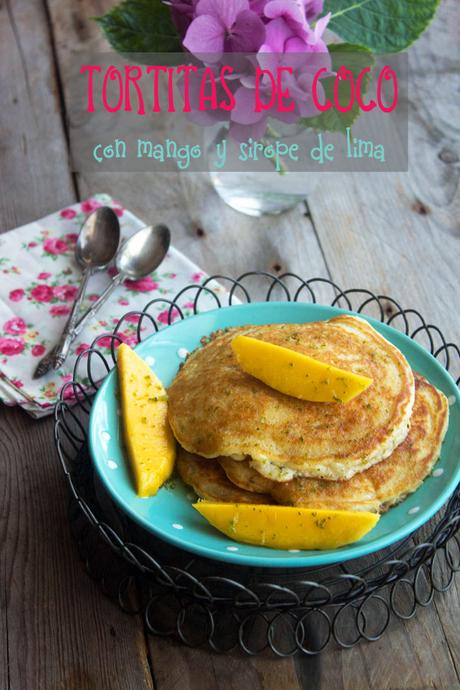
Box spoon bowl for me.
[76,207,121,269]
[33,206,120,379]
[116,224,170,279]
[69,223,171,340]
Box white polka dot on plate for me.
[172,523,183,530]
[432,468,444,477]
[107,460,118,470]
[226,546,238,551]
[408,506,420,515]
[145,356,155,366]
[177,348,189,359]
[288,549,300,553]
[101,431,111,442]
[448,395,456,406]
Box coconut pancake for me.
[176,448,273,504]
[168,316,415,481]
[218,374,449,512]
[219,456,275,494]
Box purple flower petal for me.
[230,117,268,141]
[183,14,225,59]
[264,0,306,25]
[227,10,266,52]
[257,47,281,79]
[249,0,270,15]
[264,0,310,40]
[197,0,249,28]
[312,12,330,41]
[231,85,266,124]
[305,0,324,21]
[261,17,294,52]
[169,0,199,37]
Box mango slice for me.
[194,502,379,550]
[231,335,373,403]
[118,343,176,497]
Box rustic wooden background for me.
[1,0,459,688]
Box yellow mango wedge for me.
[231,335,373,403]
[118,343,176,497]
[194,503,379,550]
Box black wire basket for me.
[54,273,460,655]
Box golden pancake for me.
[176,447,273,504]
[168,316,415,481]
[219,456,275,494]
[220,374,448,512]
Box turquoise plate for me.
[89,303,460,568]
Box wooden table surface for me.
[1,1,459,688]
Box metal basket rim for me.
[53,272,460,654]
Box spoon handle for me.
[33,270,91,379]
[52,270,92,368]
[73,273,123,338]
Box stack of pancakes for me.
[168,316,449,513]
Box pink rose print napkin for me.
[0,194,229,418]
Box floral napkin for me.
[0,193,226,418]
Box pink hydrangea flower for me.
[65,233,79,243]
[184,0,266,60]
[31,284,54,302]
[0,338,24,356]
[81,199,102,213]
[124,276,159,292]
[49,304,71,317]
[37,272,52,280]
[9,289,24,302]
[43,238,69,255]
[113,206,124,217]
[3,317,27,336]
[60,208,77,220]
[31,344,46,357]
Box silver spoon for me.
[57,224,170,359]
[33,207,120,379]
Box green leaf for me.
[324,0,440,54]
[96,0,182,53]
[299,43,374,134]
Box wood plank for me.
[1,407,154,690]
[0,1,154,688]
[300,2,460,688]
[151,639,301,690]
[0,0,75,228]
[307,0,460,343]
